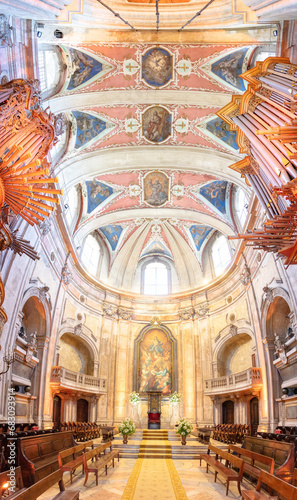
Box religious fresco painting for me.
[200,181,228,214]
[141,240,173,260]
[143,172,169,206]
[86,180,113,214]
[142,47,173,87]
[99,225,123,251]
[190,225,213,251]
[138,328,173,395]
[205,117,239,151]
[142,106,171,143]
[73,111,107,149]
[210,48,249,91]
[68,49,104,90]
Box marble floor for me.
[39,457,255,500]
[38,435,255,500]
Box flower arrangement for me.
[118,418,136,436]
[129,391,140,405]
[169,391,182,405]
[176,417,193,436]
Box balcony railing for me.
[205,367,262,396]
[50,366,107,394]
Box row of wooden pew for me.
[212,423,250,444]
[0,440,120,499]
[59,422,101,441]
[199,443,297,498]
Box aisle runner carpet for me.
[121,430,188,500]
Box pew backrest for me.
[256,470,297,500]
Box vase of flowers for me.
[176,417,193,445]
[169,392,182,405]
[129,391,140,405]
[118,418,136,444]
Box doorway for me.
[53,395,61,427]
[222,400,234,424]
[77,398,89,422]
[250,397,259,436]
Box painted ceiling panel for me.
[199,181,228,215]
[85,180,114,214]
[99,225,124,251]
[189,225,213,252]
[58,44,255,96]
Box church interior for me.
[0,0,297,498]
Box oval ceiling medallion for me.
[142,47,173,88]
[142,105,172,144]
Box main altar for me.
[147,391,162,429]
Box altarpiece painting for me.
[136,327,174,396]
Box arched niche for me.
[22,296,46,335]
[217,332,254,377]
[133,324,177,396]
[266,296,291,342]
[212,326,255,378]
[59,332,94,376]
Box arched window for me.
[212,234,231,277]
[236,188,249,229]
[142,260,170,295]
[81,234,100,277]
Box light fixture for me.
[0,350,15,380]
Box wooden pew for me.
[242,470,297,500]
[242,436,295,482]
[199,444,244,496]
[17,431,76,486]
[228,444,274,480]
[82,442,120,486]
[12,469,79,500]
[0,466,24,499]
[58,441,93,484]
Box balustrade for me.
[50,366,107,393]
[205,367,262,395]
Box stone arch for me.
[13,286,53,427]
[212,324,256,378]
[56,325,99,376]
[261,286,292,341]
[260,285,293,431]
[133,323,177,395]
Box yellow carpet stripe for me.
[166,459,189,500]
[121,430,188,499]
[121,458,144,500]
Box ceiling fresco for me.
[56,41,255,290]
[59,44,255,94]
[98,224,124,251]
[189,225,214,252]
[66,105,240,155]
[78,170,233,225]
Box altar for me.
[147,391,161,429]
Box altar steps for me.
[113,429,228,459]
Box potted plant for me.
[176,417,193,445]
[169,392,182,405]
[129,391,140,405]
[118,418,136,444]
